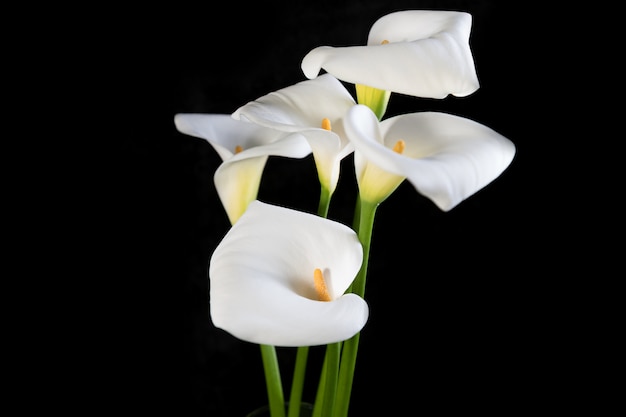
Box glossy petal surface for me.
[232,74,356,193]
[175,113,311,223]
[209,201,368,346]
[346,105,515,210]
[302,10,479,99]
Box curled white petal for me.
[209,200,368,347]
[346,105,515,211]
[214,157,268,225]
[232,74,356,193]
[175,113,312,223]
[174,113,311,161]
[232,74,355,132]
[301,10,478,99]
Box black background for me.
[112,1,574,416]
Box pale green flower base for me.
[246,402,314,417]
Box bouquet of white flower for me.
[176,9,515,417]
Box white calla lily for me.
[174,114,311,224]
[232,74,356,196]
[301,10,479,99]
[345,104,515,210]
[209,200,368,347]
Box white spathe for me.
[345,104,516,210]
[174,114,311,224]
[301,10,479,99]
[232,74,356,194]
[209,200,368,347]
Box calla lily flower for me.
[232,74,356,197]
[301,10,479,100]
[209,200,368,347]
[345,104,515,210]
[174,114,311,224]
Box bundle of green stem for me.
[261,186,379,417]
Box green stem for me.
[322,342,341,417]
[334,197,378,417]
[288,346,309,417]
[352,198,377,298]
[334,332,360,417]
[351,195,362,233]
[260,344,285,417]
[317,185,332,218]
[312,355,327,417]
